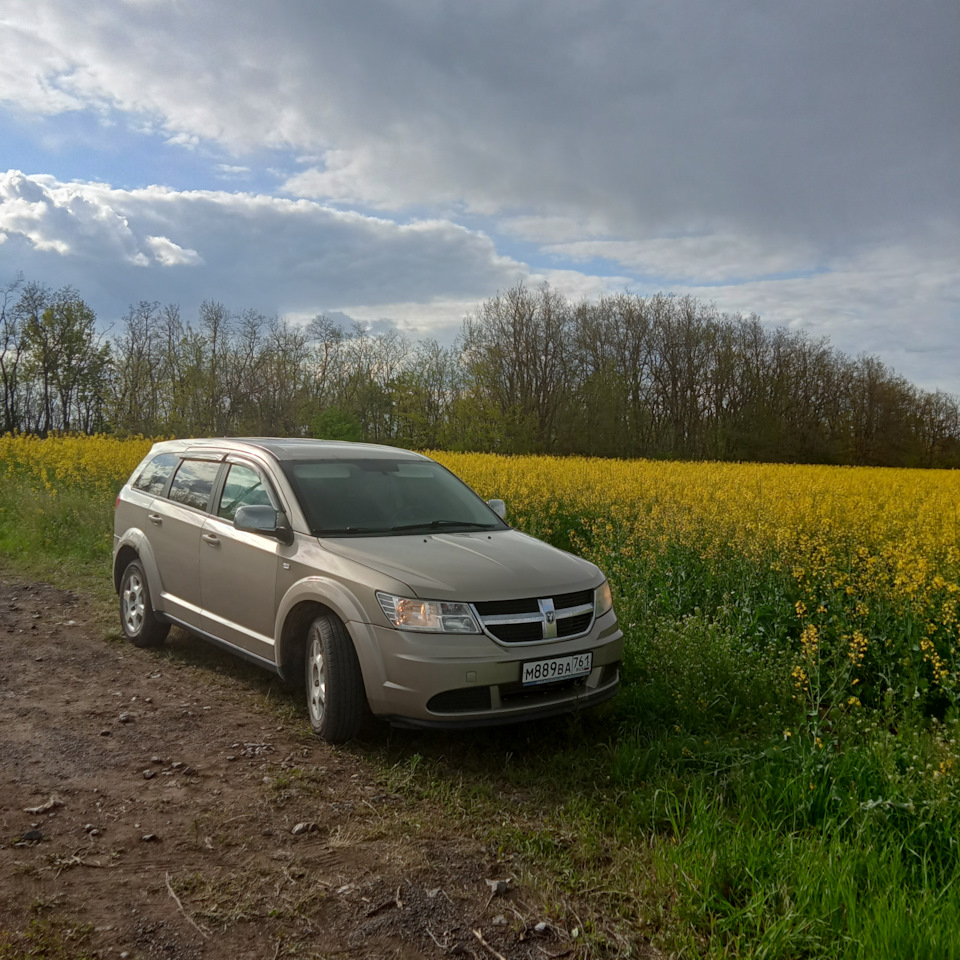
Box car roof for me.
[147,437,429,463]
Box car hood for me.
[318,529,601,601]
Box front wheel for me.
[119,559,169,648]
[305,614,367,743]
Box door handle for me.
[202,533,220,545]
[148,513,162,525]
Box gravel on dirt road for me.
[0,572,597,959]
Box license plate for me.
[522,652,592,686]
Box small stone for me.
[492,915,507,926]
[23,796,63,814]
[21,829,43,842]
[291,821,317,835]
[534,921,549,933]
[142,770,156,780]
[140,834,159,842]
[484,879,510,897]
[100,729,112,737]
[118,713,134,723]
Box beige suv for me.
[113,439,623,741]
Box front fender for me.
[275,577,387,697]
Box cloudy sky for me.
[1,0,958,393]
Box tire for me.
[119,559,170,648]
[305,614,366,743]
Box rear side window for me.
[167,459,221,511]
[132,453,180,496]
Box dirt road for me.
[0,572,606,959]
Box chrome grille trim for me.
[471,598,596,645]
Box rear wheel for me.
[119,559,169,648]
[305,614,366,743]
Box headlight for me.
[376,592,481,634]
[595,580,614,617]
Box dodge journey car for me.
[113,438,623,741]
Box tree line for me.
[2,274,958,467]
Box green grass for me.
[0,482,116,603]
[3,470,960,958]
[0,919,97,960]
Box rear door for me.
[147,456,222,628]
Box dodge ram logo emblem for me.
[538,598,558,639]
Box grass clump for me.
[0,919,96,960]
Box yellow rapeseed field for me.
[0,433,153,496]
[432,451,960,704]
[4,434,959,706]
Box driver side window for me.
[218,463,273,522]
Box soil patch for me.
[0,572,608,959]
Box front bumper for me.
[354,609,623,726]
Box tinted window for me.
[218,463,274,522]
[167,459,220,511]
[282,458,506,536]
[132,453,180,496]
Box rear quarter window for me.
[132,453,180,496]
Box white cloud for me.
[540,234,821,284]
[0,1,957,395]
[144,235,203,266]
[2,1,955,244]
[0,170,145,261]
[215,164,251,180]
[678,229,960,394]
[0,170,525,324]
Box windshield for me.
[281,458,508,537]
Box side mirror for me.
[234,505,295,546]
[486,498,506,521]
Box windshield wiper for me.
[389,520,497,533]
[317,526,385,535]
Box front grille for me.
[485,622,544,643]
[552,589,593,608]
[499,676,586,703]
[561,612,593,636]
[427,686,492,713]
[425,661,619,717]
[473,597,538,616]
[473,589,596,644]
